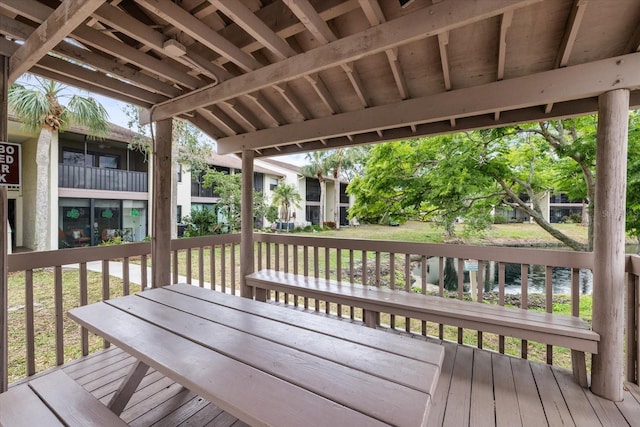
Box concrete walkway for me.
[68,261,216,290]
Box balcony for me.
[59,164,148,193]
[3,234,640,425]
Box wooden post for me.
[151,119,172,288]
[0,55,8,392]
[240,149,256,299]
[591,89,629,401]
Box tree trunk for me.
[35,129,52,251]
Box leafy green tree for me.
[350,118,604,250]
[9,77,109,251]
[201,170,267,232]
[182,207,219,237]
[301,151,330,226]
[271,181,302,225]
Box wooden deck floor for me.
[11,341,640,426]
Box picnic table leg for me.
[108,360,150,415]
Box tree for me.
[349,118,603,251]
[301,151,330,226]
[271,181,302,225]
[9,77,109,251]
[626,111,640,245]
[201,169,267,232]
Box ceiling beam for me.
[9,0,105,82]
[254,91,640,157]
[217,52,640,153]
[497,10,513,81]
[135,0,262,72]
[144,0,540,123]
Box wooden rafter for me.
[9,0,105,82]
[135,0,262,72]
[245,92,284,127]
[211,0,296,61]
[284,0,365,107]
[145,0,539,123]
[546,0,588,113]
[437,32,452,91]
[275,83,312,121]
[358,0,409,100]
[3,0,203,90]
[93,3,223,82]
[495,10,513,120]
[217,52,640,153]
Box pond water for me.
[412,244,640,296]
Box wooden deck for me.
[9,341,640,426]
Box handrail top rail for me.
[254,232,595,269]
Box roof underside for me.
[2,0,639,157]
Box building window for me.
[177,164,182,182]
[62,149,119,169]
[269,178,278,191]
[177,205,182,223]
[306,205,320,225]
[306,179,321,202]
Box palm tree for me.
[271,181,302,229]
[301,151,329,227]
[9,77,109,250]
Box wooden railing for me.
[5,231,636,386]
[59,164,148,192]
[626,254,640,386]
[253,233,595,367]
[5,234,240,385]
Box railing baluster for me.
[627,272,638,383]
[141,255,148,289]
[123,257,130,296]
[336,248,342,317]
[211,245,217,291]
[198,247,204,288]
[25,270,35,375]
[477,261,484,348]
[457,258,464,344]
[284,244,289,304]
[349,250,355,319]
[102,260,110,349]
[55,266,64,364]
[231,243,236,295]
[172,250,178,284]
[421,256,427,336]
[571,268,580,317]
[275,243,280,272]
[521,264,529,359]
[314,246,319,311]
[79,263,88,356]
[303,246,309,309]
[546,265,553,365]
[221,244,227,293]
[293,245,299,307]
[375,252,381,286]
[498,262,506,354]
[390,252,396,328]
[438,257,444,340]
[325,247,331,314]
[266,241,271,270]
[405,253,411,333]
[186,248,192,284]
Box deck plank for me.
[177,403,225,426]
[129,388,197,427]
[511,357,547,427]
[493,353,522,427]
[442,345,473,426]
[469,348,495,426]
[552,367,601,427]
[584,389,630,426]
[529,363,575,427]
[616,387,640,427]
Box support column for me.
[151,119,172,288]
[240,149,255,299]
[591,89,629,401]
[0,56,8,392]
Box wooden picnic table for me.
[68,284,444,426]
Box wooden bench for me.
[0,369,128,426]
[246,269,600,387]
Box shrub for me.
[569,213,582,224]
[493,213,508,224]
[324,221,336,229]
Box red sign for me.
[0,142,21,186]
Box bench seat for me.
[246,269,600,387]
[0,369,128,426]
